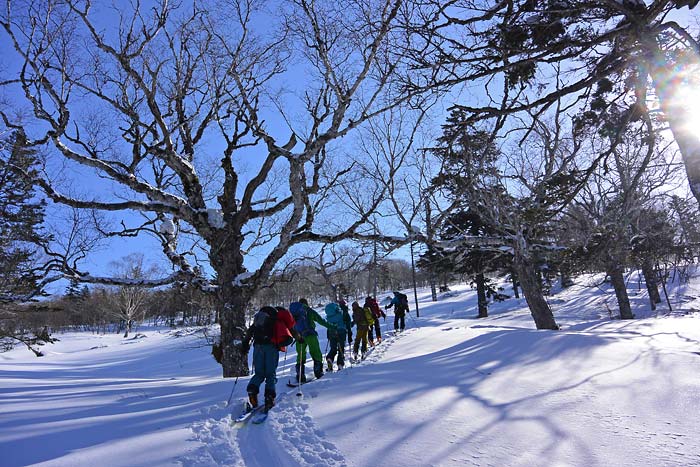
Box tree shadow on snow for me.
[315,326,682,466]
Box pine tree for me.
[0,131,49,302]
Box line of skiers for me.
[240,291,410,412]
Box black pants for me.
[368,319,382,341]
[394,314,405,331]
[327,330,346,367]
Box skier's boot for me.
[264,391,275,412]
[247,391,258,410]
[326,357,333,372]
[313,359,324,379]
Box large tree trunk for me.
[475,272,488,318]
[647,40,700,207]
[217,284,250,377]
[211,238,251,378]
[641,259,661,310]
[608,263,634,320]
[513,247,558,330]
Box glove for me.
[384,305,389,310]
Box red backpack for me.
[367,297,383,319]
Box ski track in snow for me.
[179,403,244,467]
[181,325,411,467]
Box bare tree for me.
[560,121,682,317]
[107,254,160,337]
[1,0,426,376]
[406,1,700,208]
[290,244,370,301]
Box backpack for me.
[290,301,312,337]
[367,297,382,318]
[252,306,277,344]
[324,303,345,329]
[396,292,409,310]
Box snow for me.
[160,219,176,236]
[3,270,700,466]
[232,271,254,286]
[207,209,225,229]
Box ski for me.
[251,409,269,424]
[233,402,265,424]
[286,378,314,388]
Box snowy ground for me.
[2,270,700,467]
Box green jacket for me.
[302,304,332,335]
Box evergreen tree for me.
[0,131,49,302]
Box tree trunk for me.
[211,238,250,378]
[475,272,488,318]
[218,283,250,377]
[608,263,634,320]
[511,269,520,299]
[641,259,661,310]
[514,252,558,330]
[647,40,700,207]
[560,271,572,289]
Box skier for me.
[365,296,386,344]
[241,306,300,411]
[385,291,409,332]
[338,298,353,346]
[290,298,335,383]
[324,302,347,371]
[351,300,374,360]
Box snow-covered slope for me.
[2,272,700,467]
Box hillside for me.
[2,271,700,467]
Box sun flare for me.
[677,84,700,132]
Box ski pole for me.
[283,348,288,378]
[297,357,303,397]
[406,310,419,328]
[225,375,240,407]
[296,340,303,397]
[225,344,251,407]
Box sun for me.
[676,82,700,132]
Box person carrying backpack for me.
[351,301,374,360]
[338,298,353,346]
[365,296,386,344]
[324,302,347,371]
[385,291,409,332]
[241,306,301,411]
[290,298,335,382]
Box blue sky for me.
[2,1,698,295]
